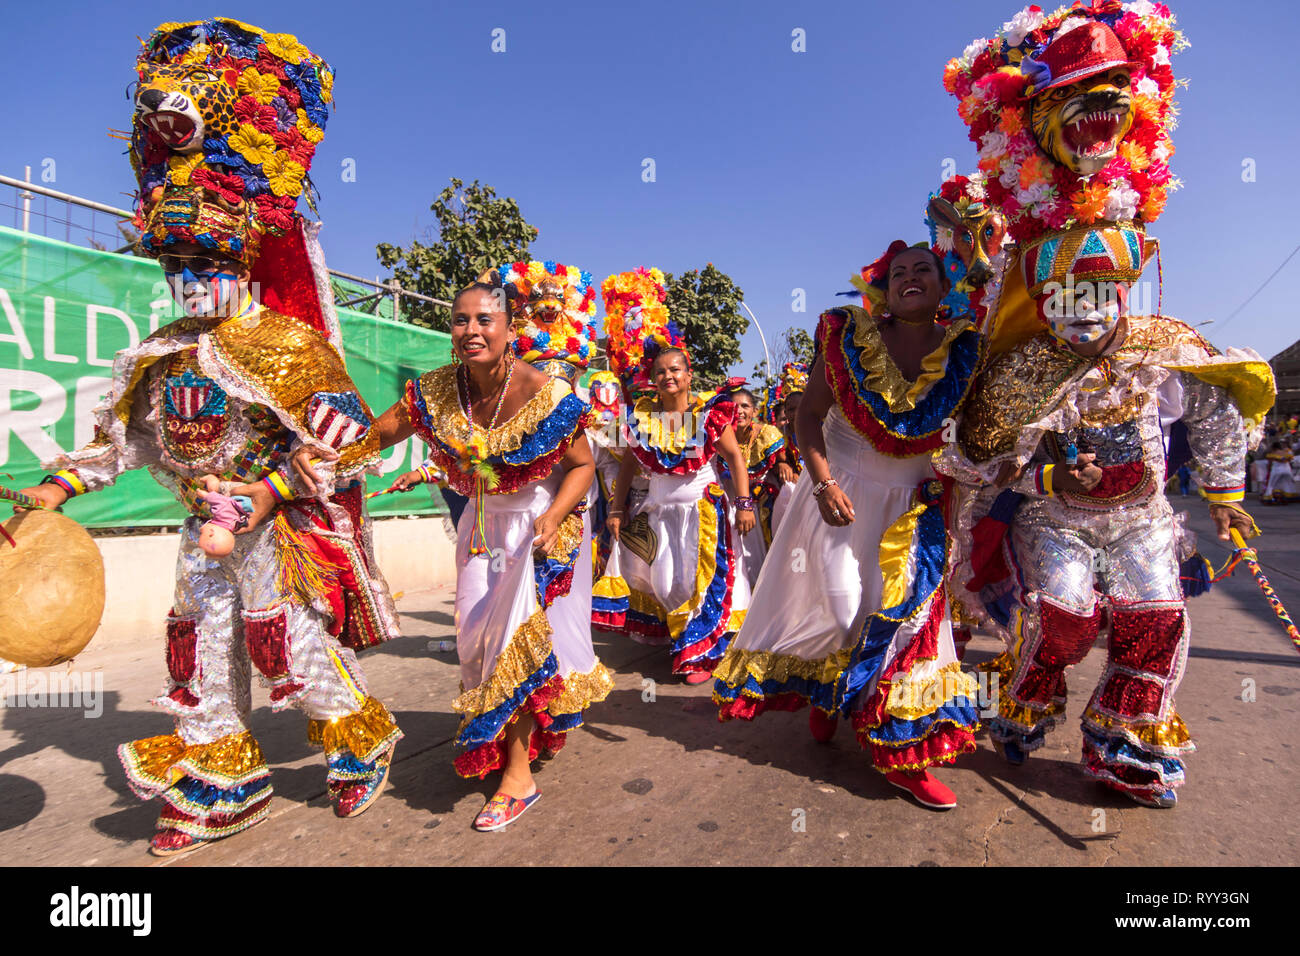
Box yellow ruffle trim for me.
[848,310,974,413]
[306,695,402,764]
[452,609,554,719]
[631,588,668,619]
[712,645,852,691]
[885,661,978,721]
[593,574,631,601]
[666,485,723,641]
[122,730,268,791]
[550,661,616,717]
[629,394,710,454]
[1082,705,1193,751]
[415,365,576,457]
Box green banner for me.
[0,225,451,527]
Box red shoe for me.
[472,790,541,832]
[885,769,957,810]
[684,671,713,685]
[809,708,838,743]
[148,829,208,858]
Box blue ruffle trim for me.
[455,652,560,750]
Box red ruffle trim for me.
[856,591,945,727]
[859,721,977,772]
[627,401,734,476]
[158,794,273,831]
[817,310,945,457]
[453,675,565,780]
[542,567,574,607]
[716,691,810,722]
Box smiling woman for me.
[713,240,984,811]
[366,268,612,833]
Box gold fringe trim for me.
[452,609,554,719]
[846,308,974,412]
[548,510,584,561]
[1082,705,1193,750]
[307,695,402,763]
[885,661,978,721]
[550,661,616,716]
[712,645,851,691]
[123,730,267,790]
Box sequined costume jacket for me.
[46,306,395,649]
[937,315,1276,614]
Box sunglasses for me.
[158,253,241,275]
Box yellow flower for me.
[166,152,204,185]
[229,125,277,165]
[296,109,325,143]
[263,32,310,65]
[319,67,334,105]
[526,262,546,283]
[263,153,306,197]
[1119,140,1148,170]
[179,43,212,65]
[237,67,281,105]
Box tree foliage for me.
[752,326,815,393]
[376,178,539,330]
[663,263,748,386]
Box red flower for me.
[256,49,288,81]
[979,69,1030,105]
[234,97,278,132]
[518,336,534,351]
[514,261,528,275]
[566,336,580,352]
[273,126,315,166]
[192,168,246,205]
[254,193,295,232]
[554,263,567,277]
[278,84,302,109]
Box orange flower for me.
[1141,188,1167,221]
[1071,181,1109,223]
[999,108,1024,137]
[1019,153,1052,189]
[1119,140,1148,170]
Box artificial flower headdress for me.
[601,268,686,394]
[130,18,333,263]
[500,260,597,383]
[777,362,810,401]
[944,1,1184,244]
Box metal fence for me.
[0,169,452,322]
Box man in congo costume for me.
[20,19,402,855]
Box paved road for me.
[2,499,1297,866]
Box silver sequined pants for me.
[153,516,371,746]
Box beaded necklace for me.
[458,357,516,555]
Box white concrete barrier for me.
[88,517,457,649]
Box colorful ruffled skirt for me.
[451,471,614,779]
[593,463,750,676]
[713,407,978,772]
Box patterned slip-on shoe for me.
[332,745,396,819]
[472,790,541,832]
[149,828,209,858]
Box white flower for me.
[1054,17,1090,39]
[979,130,1009,159]
[1002,5,1045,46]
[1153,44,1171,66]
[934,226,955,252]
[962,37,990,65]
[1152,142,1171,162]
[999,162,1021,190]
[1102,181,1141,221]
[1016,181,1051,207]
[1124,0,1158,17]
[967,174,988,200]
[1136,76,1160,96]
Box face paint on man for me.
[165,265,243,317]
[1040,280,1128,347]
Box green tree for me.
[663,263,748,386]
[376,178,540,330]
[752,327,814,393]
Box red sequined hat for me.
[1023,21,1139,96]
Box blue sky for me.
[3,0,1297,373]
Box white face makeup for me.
[1041,280,1125,348]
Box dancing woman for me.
[719,389,784,586]
[713,242,983,809]
[594,345,755,684]
[368,275,613,831]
